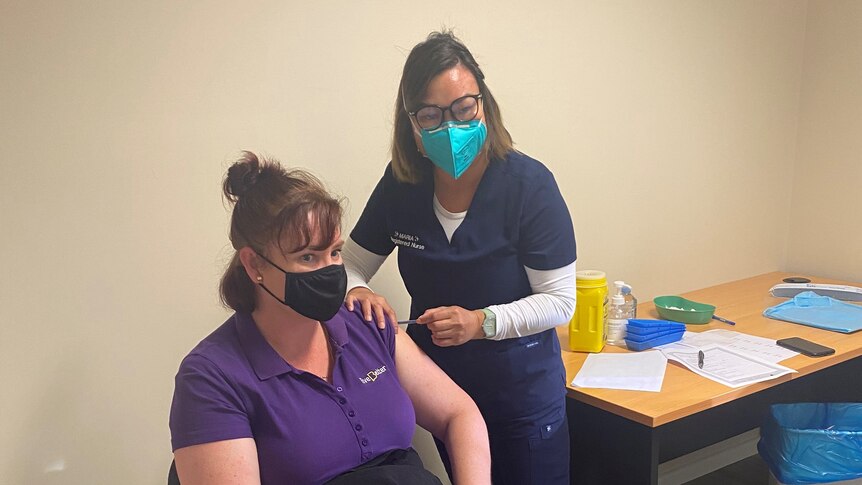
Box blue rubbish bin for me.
[758,403,862,484]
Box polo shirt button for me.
[361,439,369,447]
[348,410,355,417]
[339,397,346,405]
[355,424,363,431]
[336,386,343,392]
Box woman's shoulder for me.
[495,150,554,181]
[330,305,397,356]
[333,305,392,338]
[177,315,246,377]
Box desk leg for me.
[567,398,659,485]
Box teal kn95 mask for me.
[420,120,487,179]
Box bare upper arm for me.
[393,331,477,438]
[174,438,260,485]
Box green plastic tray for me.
[653,295,716,325]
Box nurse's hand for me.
[346,287,398,331]
[418,306,486,347]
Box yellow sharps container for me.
[569,270,608,353]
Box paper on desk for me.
[571,351,667,392]
[658,329,798,364]
[663,345,796,388]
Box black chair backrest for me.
[168,459,180,485]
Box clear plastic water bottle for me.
[606,281,635,347]
[622,284,637,318]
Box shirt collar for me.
[235,307,351,381]
[323,306,351,350]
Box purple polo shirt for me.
[169,305,416,485]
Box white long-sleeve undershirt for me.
[343,200,577,340]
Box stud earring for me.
[256,275,263,282]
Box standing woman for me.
[343,31,577,485]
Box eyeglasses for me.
[408,94,483,131]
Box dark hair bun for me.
[224,151,262,201]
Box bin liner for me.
[758,403,862,484]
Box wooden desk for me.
[561,272,862,485]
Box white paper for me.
[658,329,798,364]
[663,345,796,388]
[571,351,667,392]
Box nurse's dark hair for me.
[219,151,343,313]
[392,30,514,183]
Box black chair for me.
[168,459,180,485]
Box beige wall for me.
[786,0,862,281]
[1,1,857,483]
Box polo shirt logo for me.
[390,231,425,250]
[359,365,387,384]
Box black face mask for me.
[257,254,347,322]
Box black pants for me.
[324,447,443,485]
[170,448,439,485]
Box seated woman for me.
[169,152,491,485]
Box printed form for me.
[658,329,798,388]
[662,329,798,364]
[663,345,795,387]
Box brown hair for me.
[392,30,514,184]
[218,151,343,313]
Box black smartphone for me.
[776,337,835,357]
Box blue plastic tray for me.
[625,328,685,343]
[626,319,686,335]
[626,325,685,337]
[625,330,684,351]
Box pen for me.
[698,350,705,369]
[712,315,736,326]
[398,319,419,325]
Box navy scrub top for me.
[351,151,577,424]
